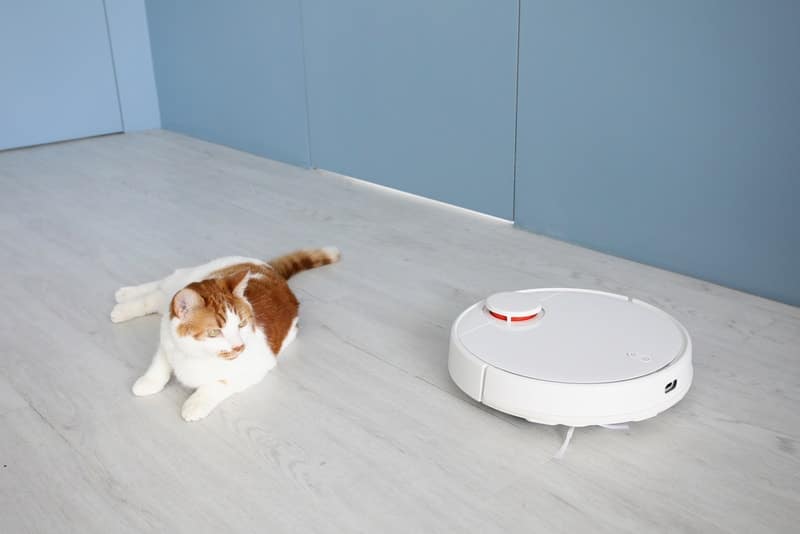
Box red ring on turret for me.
[488,310,538,322]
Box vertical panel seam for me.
[139,0,163,128]
[512,0,521,222]
[101,0,126,131]
[298,0,314,168]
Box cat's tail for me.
[269,247,341,279]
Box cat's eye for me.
[207,329,221,337]
[238,319,248,328]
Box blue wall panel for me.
[515,1,800,305]
[145,0,310,166]
[302,0,518,219]
[105,0,161,131]
[0,0,122,150]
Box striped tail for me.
[269,247,341,279]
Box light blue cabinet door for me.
[302,1,518,219]
[0,0,122,150]
[145,0,311,167]
[515,1,800,305]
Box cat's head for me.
[169,272,253,359]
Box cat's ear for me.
[227,271,249,298]
[172,288,203,319]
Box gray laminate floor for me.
[0,131,798,533]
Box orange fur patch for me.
[269,249,339,279]
[242,268,299,354]
[171,278,253,340]
[170,250,338,355]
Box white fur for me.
[321,246,341,263]
[114,256,284,421]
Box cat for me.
[110,247,340,421]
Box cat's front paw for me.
[132,375,166,396]
[181,393,217,422]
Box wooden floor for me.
[0,131,798,533]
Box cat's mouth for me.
[218,344,245,360]
[218,350,239,360]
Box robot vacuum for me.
[448,288,693,429]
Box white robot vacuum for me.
[449,289,693,436]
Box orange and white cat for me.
[110,248,340,421]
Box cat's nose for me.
[232,344,245,353]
